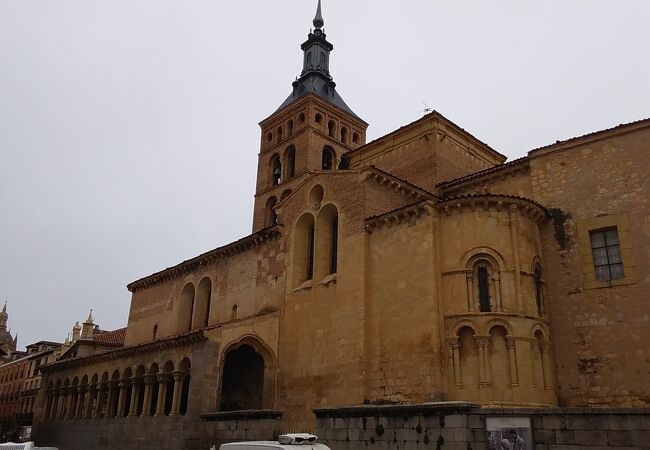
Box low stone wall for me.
[32,411,283,450]
[314,404,650,450]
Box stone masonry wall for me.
[314,404,650,450]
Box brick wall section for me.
[314,404,650,450]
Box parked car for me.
[215,434,331,450]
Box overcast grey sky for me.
[1,1,649,349]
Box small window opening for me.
[329,217,338,274]
[287,120,294,136]
[477,266,491,312]
[352,132,360,144]
[272,156,282,186]
[341,127,349,144]
[338,155,350,170]
[315,113,323,124]
[285,147,296,179]
[298,113,305,124]
[307,224,315,280]
[266,132,273,143]
[231,305,238,321]
[322,147,333,170]
[327,120,336,138]
[152,324,158,341]
[276,126,283,143]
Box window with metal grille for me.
[477,266,491,312]
[534,266,543,314]
[590,228,624,281]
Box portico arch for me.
[218,335,276,411]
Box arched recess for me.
[70,377,79,420]
[488,325,510,391]
[179,358,191,415]
[287,119,294,136]
[89,374,99,418]
[284,146,296,179]
[121,368,132,417]
[466,253,502,312]
[293,213,316,287]
[178,283,195,333]
[531,330,545,388]
[280,189,292,202]
[327,120,337,138]
[265,196,278,226]
[457,326,479,389]
[315,204,339,279]
[338,155,350,170]
[270,154,282,186]
[218,336,276,412]
[321,146,334,170]
[192,277,212,329]
[148,364,160,416]
[341,126,349,144]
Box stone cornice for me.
[127,226,281,292]
[365,200,434,233]
[365,166,437,201]
[437,194,547,223]
[200,410,283,421]
[40,330,206,373]
[437,157,530,193]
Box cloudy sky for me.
[1,1,649,349]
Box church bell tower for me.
[252,0,368,232]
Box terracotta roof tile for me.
[93,328,127,346]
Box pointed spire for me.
[85,308,94,324]
[2,301,6,313]
[313,0,324,30]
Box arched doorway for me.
[219,345,265,411]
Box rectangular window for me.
[590,228,624,281]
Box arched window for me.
[178,283,195,333]
[276,126,283,143]
[315,113,323,124]
[284,146,296,179]
[287,119,294,136]
[322,146,334,170]
[265,196,278,226]
[152,324,158,341]
[231,304,238,321]
[319,52,326,69]
[352,132,360,144]
[293,213,316,287]
[298,112,305,124]
[341,126,349,144]
[270,155,282,186]
[330,217,338,273]
[327,120,337,138]
[314,205,339,279]
[534,265,544,315]
[192,277,212,329]
[477,265,490,312]
[266,132,272,143]
[305,51,312,69]
[467,256,499,312]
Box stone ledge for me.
[314,402,478,418]
[472,407,650,415]
[200,410,283,422]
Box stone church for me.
[34,2,650,449]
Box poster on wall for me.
[486,417,533,450]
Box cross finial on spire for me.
[313,0,324,29]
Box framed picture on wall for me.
[486,417,533,450]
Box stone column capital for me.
[172,370,187,382]
[143,374,157,385]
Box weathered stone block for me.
[566,415,608,430]
[554,429,574,445]
[574,429,608,445]
[631,430,650,446]
[468,415,484,429]
[541,415,564,430]
[534,429,555,444]
[607,430,633,446]
[608,415,644,431]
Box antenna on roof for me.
[420,100,433,115]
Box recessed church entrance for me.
[220,344,265,411]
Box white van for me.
[216,434,332,450]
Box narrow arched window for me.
[534,266,543,314]
[338,155,350,170]
[307,224,315,280]
[327,120,336,138]
[330,217,338,274]
[231,305,238,321]
[341,127,349,144]
[287,120,294,136]
[285,146,296,179]
[265,196,278,226]
[271,155,282,186]
[322,147,333,170]
[477,266,491,312]
[152,324,158,341]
